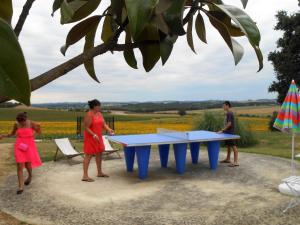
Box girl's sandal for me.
[24,179,31,186]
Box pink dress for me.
[14,128,42,168]
[83,112,105,155]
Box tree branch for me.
[14,0,36,37]
[0,5,198,103]
[0,18,129,103]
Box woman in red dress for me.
[3,112,42,194]
[82,99,114,182]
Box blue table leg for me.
[190,142,200,164]
[173,143,188,174]
[136,146,151,179]
[207,141,220,170]
[158,144,170,168]
[124,146,135,172]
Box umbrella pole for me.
[292,133,295,175]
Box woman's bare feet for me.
[228,163,239,167]
[16,189,23,195]
[220,159,231,163]
[97,173,109,178]
[81,177,95,182]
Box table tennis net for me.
[157,128,190,140]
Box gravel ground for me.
[0,149,299,225]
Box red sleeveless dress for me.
[14,128,42,168]
[83,112,105,154]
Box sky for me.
[12,0,299,103]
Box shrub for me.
[178,109,187,116]
[268,111,280,132]
[194,111,258,147]
[194,111,224,132]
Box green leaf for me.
[125,0,159,39]
[60,0,101,24]
[195,13,207,44]
[160,35,177,65]
[84,20,100,82]
[155,0,172,14]
[240,0,248,8]
[151,14,170,34]
[123,28,137,69]
[60,0,86,24]
[163,0,186,35]
[254,45,263,72]
[208,11,244,37]
[111,0,125,24]
[213,4,260,46]
[52,0,64,16]
[187,16,196,53]
[101,13,113,43]
[206,11,244,65]
[213,3,263,71]
[0,19,30,105]
[138,26,160,72]
[0,0,13,24]
[61,15,101,55]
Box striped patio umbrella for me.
[274,80,300,174]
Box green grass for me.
[238,131,300,161]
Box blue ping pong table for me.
[107,130,240,179]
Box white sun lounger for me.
[279,176,300,212]
[102,136,121,159]
[54,137,120,162]
[54,138,83,161]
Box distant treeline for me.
[33,100,277,113]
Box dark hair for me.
[16,112,27,123]
[223,101,231,108]
[88,99,101,109]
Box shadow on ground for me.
[0,149,299,225]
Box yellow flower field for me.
[239,117,269,132]
[0,116,269,137]
[0,121,76,136]
[115,121,193,134]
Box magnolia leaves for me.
[59,0,102,24]
[212,3,263,71]
[0,1,31,105]
[0,18,31,105]
[61,15,102,82]
[195,13,207,44]
[207,12,244,65]
[54,0,263,77]
[240,0,248,9]
[0,0,13,24]
[125,0,159,40]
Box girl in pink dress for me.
[82,99,114,182]
[3,112,42,194]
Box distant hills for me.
[29,99,277,113]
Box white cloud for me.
[11,0,299,103]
